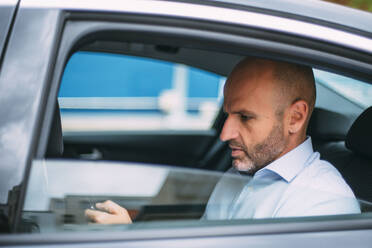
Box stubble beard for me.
[231,122,287,175]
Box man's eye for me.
[240,114,251,121]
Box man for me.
[86,58,360,223]
[203,58,360,219]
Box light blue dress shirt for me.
[203,137,361,219]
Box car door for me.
[1,0,372,246]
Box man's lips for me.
[229,146,244,157]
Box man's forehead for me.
[224,76,262,101]
[222,93,256,113]
[223,77,278,115]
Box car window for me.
[59,51,225,133]
[314,69,372,109]
[23,159,226,232]
[22,45,372,234]
[23,159,369,233]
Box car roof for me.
[22,0,372,36]
[190,0,372,35]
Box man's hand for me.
[85,200,133,224]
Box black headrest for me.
[346,106,372,159]
[307,108,354,141]
[46,102,64,157]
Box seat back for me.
[313,107,372,211]
[342,106,372,205]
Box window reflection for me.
[22,159,371,233]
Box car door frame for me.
[1,0,372,244]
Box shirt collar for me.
[254,137,314,183]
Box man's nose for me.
[220,117,238,142]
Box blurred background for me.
[324,0,372,12]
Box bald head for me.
[228,58,316,122]
[221,58,316,172]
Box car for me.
[1,0,372,247]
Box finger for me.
[90,201,133,224]
[96,200,123,214]
[85,208,131,224]
[85,208,96,219]
[85,209,108,223]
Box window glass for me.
[58,52,225,133]
[314,69,372,108]
[22,51,372,234]
[23,160,221,232]
[23,159,369,233]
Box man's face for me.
[220,68,288,174]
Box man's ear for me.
[287,100,309,134]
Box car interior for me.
[39,35,372,225]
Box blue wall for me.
[59,51,222,99]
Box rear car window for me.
[314,69,372,108]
